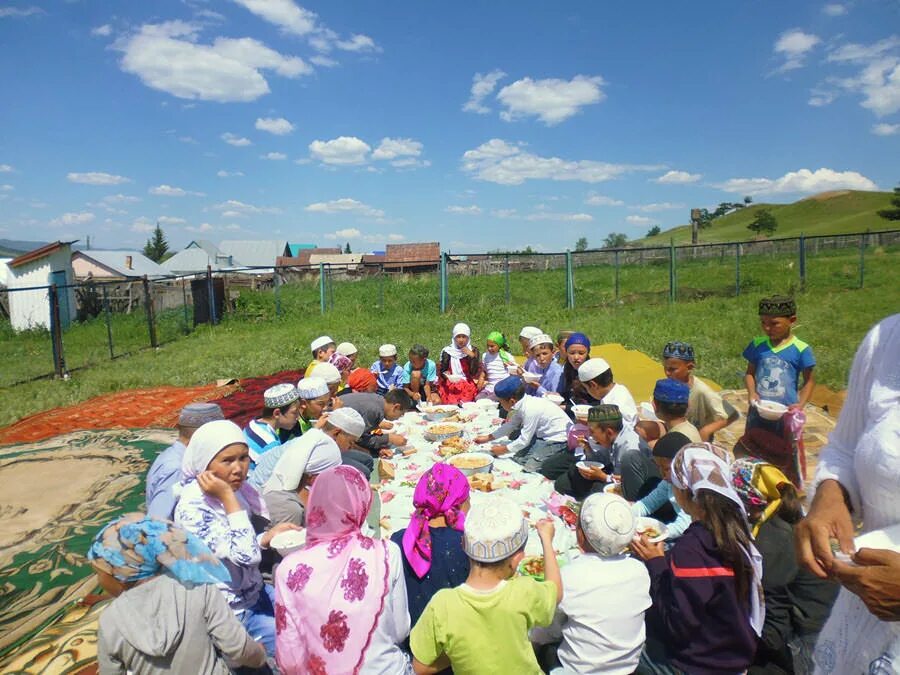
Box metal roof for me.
[9,240,77,268]
[161,247,224,275]
[218,240,288,268]
[73,250,170,278]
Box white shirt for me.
[533,553,651,675]
[601,383,638,431]
[360,541,412,675]
[505,395,571,454]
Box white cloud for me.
[386,233,405,241]
[67,171,131,185]
[178,135,198,144]
[372,137,422,161]
[872,122,900,135]
[102,193,141,204]
[463,69,506,114]
[497,75,605,125]
[837,57,900,116]
[224,223,242,231]
[187,222,215,233]
[130,217,155,233]
[310,55,338,67]
[148,184,206,197]
[50,211,95,227]
[305,198,384,218]
[716,167,878,195]
[0,6,43,18]
[255,116,295,135]
[335,34,378,52]
[222,132,252,147]
[631,202,685,212]
[157,215,187,225]
[116,21,312,103]
[808,88,837,107]
[445,205,482,215]
[525,211,593,222]
[0,184,14,191]
[461,138,662,186]
[91,24,112,37]
[217,169,244,177]
[585,193,624,206]
[213,199,281,215]
[0,164,13,172]
[323,227,362,240]
[822,3,847,16]
[827,36,900,63]
[309,136,371,165]
[773,29,821,73]
[229,0,318,35]
[492,208,518,219]
[626,215,655,226]
[261,151,287,160]
[654,170,702,184]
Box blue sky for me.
[0,1,898,253]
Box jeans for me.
[512,438,569,475]
[239,584,276,657]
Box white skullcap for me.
[578,357,611,382]
[336,342,357,356]
[379,344,398,357]
[326,407,366,438]
[296,376,330,400]
[263,383,300,409]
[579,493,635,556]
[528,333,554,350]
[310,335,334,352]
[452,322,471,338]
[310,362,341,384]
[519,326,543,340]
[463,496,529,563]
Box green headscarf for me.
[486,331,515,364]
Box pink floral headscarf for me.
[274,465,389,675]
[402,463,470,578]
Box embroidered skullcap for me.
[528,333,555,350]
[579,493,635,556]
[347,369,377,392]
[653,378,690,404]
[519,326,542,340]
[310,362,341,384]
[662,341,695,362]
[296,376,330,400]
[379,344,398,357]
[588,404,622,424]
[263,383,300,409]
[564,332,591,351]
[310,335,335,352]
[578,357,611,382]
[463,496,529,563]
[452,322,471,338]
[652,431,692,459]
[494,376,523,399]
[336,342,358,356]
[758,295,796,317]
[327,407,366,438]
[178,402,224,427]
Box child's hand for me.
[577,465,608,482]
[197,471,234,500]
[380,420,394,430]
[388,433,407,446]
[260,522,302,549]
[535,518,555,541]
[489,444,509,456]
[379,447,395,458]
[474,434,492,444]
[630,533,665,560]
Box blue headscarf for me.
[564,332,591,351]
[88,513,230,585]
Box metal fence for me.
[1,228,897,387]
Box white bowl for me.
[522,372,542,384]
[271,529,307,556]
[507,365,521,376]
[755,399,788,421]
[447,452,494,476]
[445,373,465,384]
[634,517,669,543]
[474,398,499,411]
[544,393,564,405]
[424,422,465,442]
[572,404,592,421]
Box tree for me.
[877,184,900,221]
[344,242,352,253]
[143,224,169,262]
[603,232,628,248]
[747,209,778,236]
[574,237,588,251]
[744,195,753,205]
[646,225,661,237]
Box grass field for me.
[0,243,897,427]
[639,190,894,245]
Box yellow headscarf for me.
[731,457,792,537]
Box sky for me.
[0,1,898,254]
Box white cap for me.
[528,333,554,350]
[327,407,366,438]
[310,335,334,352]
[519,326,542,340]
[463,496,529,563]
[336,342,357,356]
[578,357,611,382]
[310,362,341,384]
[263,383,300,408]
[579,493,635,556]
[379,344,398,357]
[296,376,330,400]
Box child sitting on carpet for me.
[556,332,594,416]
[438,323,481,403]
[335,341,358,370]
[402,344,441,403]
[89,513,268,675]
[518,326,544,374]
[477,330,517,400]
[410,497,561,675]
[578,357,638,430]
[372,343,405,395]
[305,335,336,378]
[527,333,564,397]
[651,378,702,443]
[555,330,575,364]
[243,384,301,465]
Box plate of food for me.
[603,481,624,496]
[270,529,307,557]
[447,452,493,476]
[467,472,506,492]
[517,554,567,581]
[576,460,605,471]
[419,404,460,421]
[424,422,465,442]
[438,436,472,456]
[634,517,669,543]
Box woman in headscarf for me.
[390,464,471,626]
[89,513,267,675]
[174,419,299,661]
[437,322,481,404]
[631,443,763,675]
[555,332,595,416]
[477,330,517,401]
[274,465,411,675]
[730,459,839,674]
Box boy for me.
[631,431,694,539]
[336,341,358,369]
[402,344,440,403]
[528,333,564,397]
[743,295,815,432]
[479,376,571,478]
[336,389,416,459]
[305,335,335,377]
[577,358,638,430]
[309,361,343,400]
[371,343,405,395]
[556,330,575,365]
[532,493,651,675]
[410,497,561,675]
[519,326,544,374]
[652,378,702,442]
[146,402,224,519]
[243,383,301,464]
[663,341,738,441]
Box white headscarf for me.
[263,428,342,494]
[443,322,472,376]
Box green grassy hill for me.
[639,190,895,246]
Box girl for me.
[174,420,298,661]
[477,330,517,400]
[391,464,471,625]
[438,323,481,404]
[274,465,411,674]
[555,332,594,416]
[632,444,763,675]
[90,513,268,675]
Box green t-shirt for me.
[410,576,557,675]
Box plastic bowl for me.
[572,404,592,421]
[271,529,307,557]
[447,452,494,476]
[507,365,521,376]
[756,399,788,421]
[522,372,542,384]
[544,393,564,405]
[445,373,465,384]
[634,517,669,543]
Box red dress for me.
[438,349,480,404]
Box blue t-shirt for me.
[371,360,406,394]
[401,359,438,385]
[742,335,815,405]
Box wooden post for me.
[798,234,806,290]
[206,266,216,325]
[614,249,620,301]
[319,262,327,314]
[142,275,158,348]
[669,239,676,303]
[181,277,190,332]
[48,284,66,378]
[102,284,114,358]
[274,268,282,317]
[735,243,741,296]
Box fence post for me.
[565,251,575,308]
[669,239,676,303]
[439,252,448,313]
[328,264,335,310]
[48,283,67,378]
[859,232,866,289]
[102,285,114,358]
[378,264,385,309]
[798,234,806,290]
[734,243,741,296]
[614,250,620,301]
[504,253,510,305]
[206,266,217,325]
[319,262,327,314]
[181,278,190,333]
[142,275,158,348]
[274,268,282,317]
